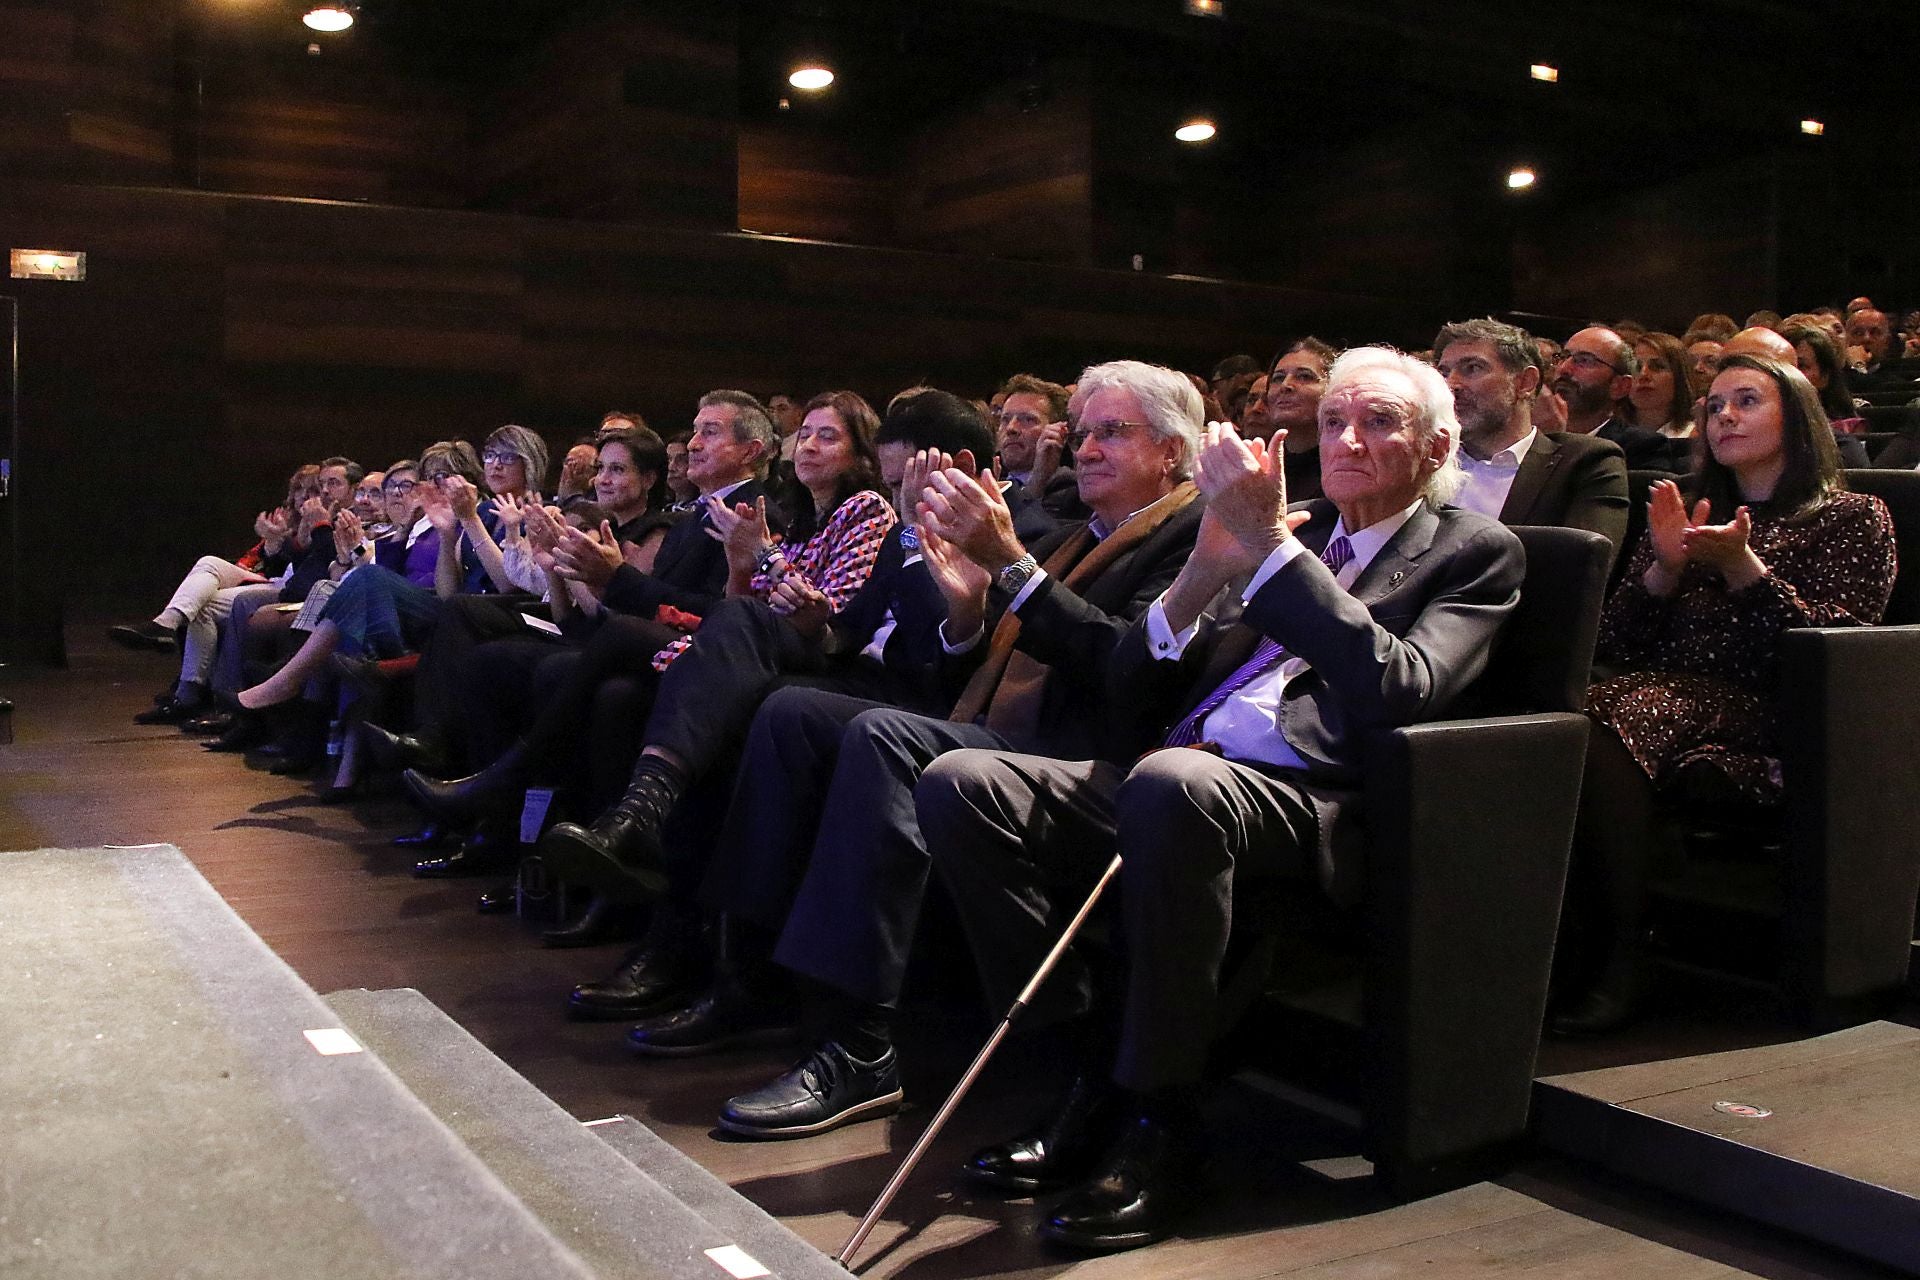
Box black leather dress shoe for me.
[719,1041,903,1139]
[1040,1107,1205,1253]
[204,711,268,752]
[536,772,676,904]
[566,935,699,1021]
[413,828,518,879]
[360,722,442,774]
[967,1072,1119,1194]
[182,711,234,736]
[134,695,205,726]
[402,742,528,824]
[626,983,798,1058]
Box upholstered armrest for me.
[1778,625,1920,1014]
[1360,711,1590,1193]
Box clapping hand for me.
[256,506,292,549]
[420,481,460,537]
[331,509,365,560]
[918,522,994,641]
[917,462,1024,573]
[1645,480,1703,581]
[443,475,481,523]
[1681,506,1761,587]
[493,491,529,542]
[522,502,566,575]
[1030,421,1068,488]
[705,494,775,576]
[1195,421,1295,565]
[553,519,624,590]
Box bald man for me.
[1549,326,1676,470]
[1705,328,1868,468]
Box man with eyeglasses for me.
[992,373,1087,542]
[1552,326,1675,470]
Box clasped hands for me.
[1644,479,1764,594]
[905,449,1019,640]
[1193,422,1309,576]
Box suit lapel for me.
[1348,502,1437,605]
[1498,433,1558,523]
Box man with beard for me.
[1434,318,1628,561]
[993,374,1086,542]
[1551,326,1676,470]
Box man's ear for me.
[953,448,980,478]
[1608,372,1633,402]
[1516,364,1541,397]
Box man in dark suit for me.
[402,391,778,875]
[915,347,1525,1251]
[1553,326,1677,471]
[1435,317,1629,562]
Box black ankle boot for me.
[535,759,683,903]
[402,741,529,823]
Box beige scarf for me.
[948,482,1199,740]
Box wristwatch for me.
[993,553,1040,598]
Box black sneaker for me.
[719,1040,903,1139]
[108,622,179,653]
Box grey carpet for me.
[0,845,594,1280]
[327,986,842,1280]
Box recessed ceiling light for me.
[1800,119,1825,136]
[1507,166,1537,190]
[1530,64,1559,83]
[302,4,354,33]
[1174,119,1217,143]
[788,66,834,92]
[1184,0,1225,17]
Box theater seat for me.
[1646,468,1920,1028]
[1232,525,1613,1199]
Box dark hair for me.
[419,440,486,488]
[1688,354,1841,524]
[1686,313,1739,343]
[1779,323,1856,421]
[1628,332,1696,427]
[779,390,886,544]
[600,410,647,431]
[593,424,670,512]
[1433,317,1541,377]
[319,455,366,487]
[875,388,997,464]
[1271,336,1340,378]
[995,373,1070,423]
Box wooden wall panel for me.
[0,5,79,178]
[894,69,1093,266]
[0,178,1421,617]
[736,123,892,245]
[66,0,173,181]
[477,2,738,228]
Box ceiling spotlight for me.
[1800,118,1825,136]
[1184,0,1226,16]
[1506,166,1537,190]
[1529,63,1559,83]
[302,4,355,33]
[788,66,834,92]
[1174,119,1217,143]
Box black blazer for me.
[821,526,951,694]
[1112,500,1524,904]
[1500,431,1630,561]
[601,478,771,619]
[1004,469,1090,545]
[1594,417,1679,472]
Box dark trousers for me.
[702,687,1018,1010]
[916,746,1318,1092]
[415,594,548,754]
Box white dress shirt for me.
[1451,429,1536,520]
[1144,500,1422,770]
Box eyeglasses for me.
[420,470,453,484]
[382,479,418,494]
[1557,350,1625,375]
[353,487,384,501]
[1066,419,1152,450]
[481,449,522,466]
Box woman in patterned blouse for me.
[1553,355,1898,1036]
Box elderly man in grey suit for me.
[915,346,1526,1252]
[1435,317,1629,562]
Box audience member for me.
[1551,327,1675,469]
[1208,355,1263,423]
[1267,337,1339,501]
[1722,327,1869,466]
[1550,355,1897,1036]
[992,374,1086,542]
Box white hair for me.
[1068,360,1203,480]
[1323,346,1464,505]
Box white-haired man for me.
[915,347,1527,1251]
[648,361,1205,1138]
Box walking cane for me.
[836,853,1124,1270]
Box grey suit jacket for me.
[1114,499,1525,903]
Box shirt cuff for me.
[1008,566,1050,614]
[941,619,986,654]
[1145,596,1199,660]
[1242,536,1311,602]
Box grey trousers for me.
[917,746,1318,1092]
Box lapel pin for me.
[1386,570,1407,589]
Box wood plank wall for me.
[0,177,1420,611]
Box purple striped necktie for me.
[1161,534,1353,749]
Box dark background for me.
[1,0,1915,659]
